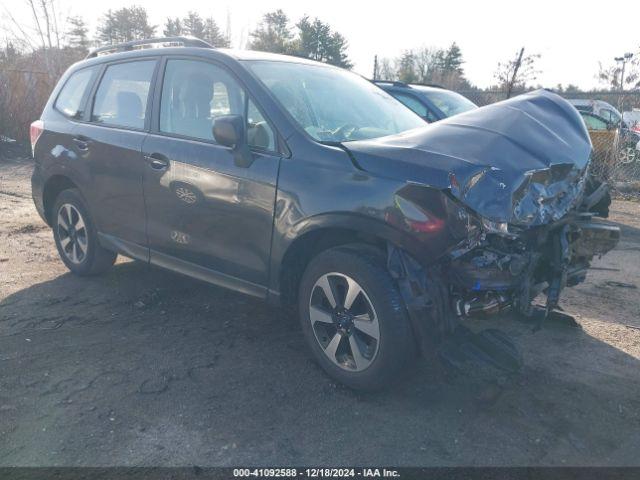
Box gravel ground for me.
[1,157,639,467]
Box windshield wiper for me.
[319,140,345,147]
[318,141,365,171]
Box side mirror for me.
[213,115,254,167]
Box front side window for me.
[422,89,478,118]
[247,60,425,143]
[599,108,621,125]
[55,66,98,119]
[247,99,276,151]
[160,59,245,142]
[582,113,608,131]
[160,59,276,150]
[391,92,434,122]
[92,60,156,129]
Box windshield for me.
[423,89,478,117]
[247,60,425,142]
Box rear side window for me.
[92,60,156,129]
[55,66,98,119]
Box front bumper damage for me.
[388,197,620,375]
[449,213,619,322]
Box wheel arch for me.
[42,174,80,226]
[274,213,422,307]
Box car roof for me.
[79,40,335,71]
[568,98,618,111]
[218,48,335,66]
[373,81,445,93]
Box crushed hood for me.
[346,89,592,225]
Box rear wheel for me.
[52,189,117,275]
[298,245,417,391]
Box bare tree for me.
[378,58,395,81]
[598,55,639,91]
[494,47,541,98]
[2,0,67,78]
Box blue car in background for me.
[373,80,478,122]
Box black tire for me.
[298,245,417,391]
[52,188,117,276]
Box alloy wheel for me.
[619,146,637,164]
[56,203,88,264]
[308,272,380,372]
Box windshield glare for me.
[247,61,425,143]
[424,89,478,117]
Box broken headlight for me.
[481,218,513,237]
[442,194,482,240]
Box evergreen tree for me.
[163,17,183,37]
[249,9,292,54]
[97,7,156,44]
[442,42,464,74]
[182,11,206,39]
[66,16,90,50]
[203,17,229,47]
[294,16,352,68]
[397,50,417,83]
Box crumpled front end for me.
[364,91,622,368]
[448,209,620,322]
[387,191,620,375]
[346,89,621,372]
[454,162,588,228]
[348,89,595,229]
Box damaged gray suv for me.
[31,37,619,390]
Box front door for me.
[142,58,281,294]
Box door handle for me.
[145,153,169,170]
[73,137,90,151]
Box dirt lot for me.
[1,157,639,467]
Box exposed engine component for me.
[454,292,511,317]
[448,211,620,321]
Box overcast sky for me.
[2,0,639,89]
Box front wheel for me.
[298,245,417,391]
[52,189,117,276]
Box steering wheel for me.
[332,124,360,141]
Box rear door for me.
[45,65,101,160]
[142,57,281,293]
[74,58,158,253]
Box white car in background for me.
[623,109,640,133]
[568,99,623,124]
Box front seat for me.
[178,73,214,140]
[248,122,271,149]
[116,91,143,129]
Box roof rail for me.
[86,36,213,59]
[372,80,447,90]
[415,83,445,89]
[372,80,408,88]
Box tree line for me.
[3,2,638,90]
[1,2,639,145]
[10,5,352,68]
